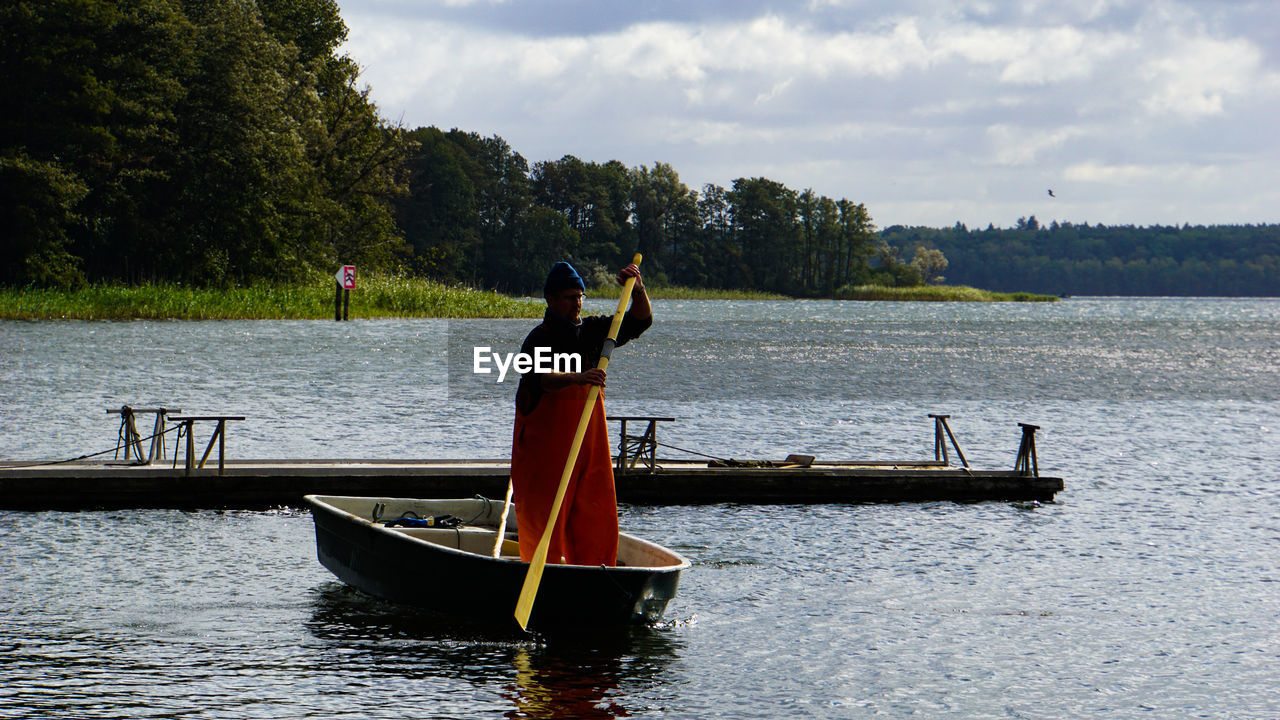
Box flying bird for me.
[1047,189,1056,197]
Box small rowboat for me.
[305,494,691,629]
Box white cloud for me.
[754,77,794,106]
[662,119,779,147]
[336,0,1280,227]
[596,23,711,83]
[1064,161,1222,185]
[986,124,1090,166]
[1139,35,1264,118]
[928,23,1133,85]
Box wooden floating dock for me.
[0,411,1063,510]
[0,457,1062,511]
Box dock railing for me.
[169,415,245,476]
[613,416,675,474]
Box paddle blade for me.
[514,542,550,630]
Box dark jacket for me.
[514,309,652,415]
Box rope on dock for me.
[652,440,728,463]
[1,425,181,470]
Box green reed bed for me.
[834,285,1058,302]
[0,277,544,320]
[357,275,542,318]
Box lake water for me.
[1,298,1278,718]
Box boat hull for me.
[306,494,690,629]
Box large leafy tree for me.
[836,200,876,288]
[444,130,536,290]
[1,0,407,286]
[170,0,312,283]
[398,127,480,282]
[0,154,89,286]
[630,162,698,282]
[304,55,411,276]
[726,177,799,293]
[1,0,192,285]
[692,183,739,288]
[531,155,633,268]
[170,0,409,284]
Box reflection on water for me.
[306,583,684,720]
[507,646,625,720]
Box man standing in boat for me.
[511,260,651,567]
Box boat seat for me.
[389,526,516,555]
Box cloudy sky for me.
[335,0,1279,229]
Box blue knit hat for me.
[543,261,585,296]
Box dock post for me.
[929,414,970,469]
[1014,423,1040,476]
[182,420,195,475]
[198,420,226,474]
[113,405,144,463]
[147,408,173,463]
[931,414,948,464]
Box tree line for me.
[882,219,1280,296]
[0,0,917,295]
[5,1,1277,297]
[396,127,906,294]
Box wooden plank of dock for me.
[0,458,1063,510]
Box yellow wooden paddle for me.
[514,253,643,630]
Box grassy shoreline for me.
[1,279,1055,320]
[0,277,544,320]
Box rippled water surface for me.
[2,298,1278,718]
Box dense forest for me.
[882,219,1280,297]
[4,1,1277,296]
[396,127,894,294]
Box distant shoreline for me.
[0,280,1055,320]
[830,285,1058,302]
[599,284,1058,303]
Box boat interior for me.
[310,494,689,570]
[391,526,522,557]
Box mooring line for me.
[1,425,181,470]
[652,440,728,463]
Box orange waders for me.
[510,383,619,567]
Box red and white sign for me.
[335,265,356,290]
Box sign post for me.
[334,265,355,321]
